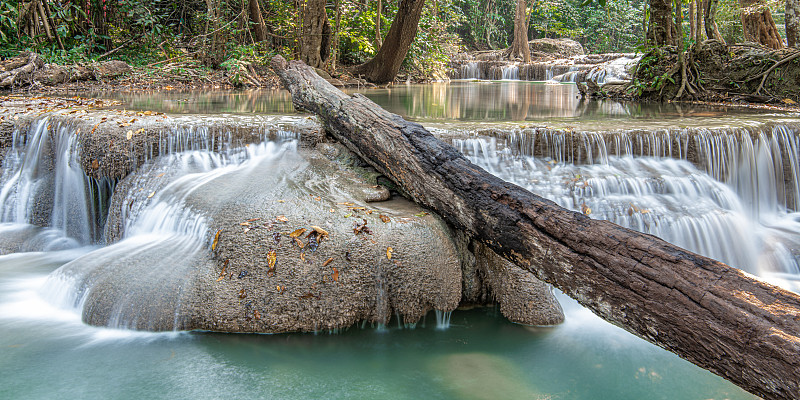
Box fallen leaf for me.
[310,225,329,240]
[414,212,429,217]
[267,250,277,275]
[294,237,305,248]
[276,215,288,222]
[147,191,156,198]
[289,228,307,238]
[238,288,247,299]
[581,203,592,215]
[126,130,133,140]
[212,230,222,250]
[247,218,260,222]
[322,257,334,267]
[379,214,391,223]
[337,202,355,206]
[332,267,339,282]
[387,247,393,260]
[783,98,797,105]
[239,222,251,226]
[91,159,99,170]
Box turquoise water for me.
[0,247,754,400]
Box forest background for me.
[0,0,793,83]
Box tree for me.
[507,0,531,62]
[740,0,783,48]
[248,0,269,42]
[352,0,426,83]
[647,0,677,45]
[704,0,726,42]
[787,0,799,47]
[300,0,332,68]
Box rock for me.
[428,353,541,400]
[528,38,585,58]
[33,64,69,85]
[94,60,131,79]
[80,141,464,332]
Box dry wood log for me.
[0,52,44,88]
[271,55,800,400]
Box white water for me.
[0,119,96,243]
[454,131,800,286]
[586,55,641,84]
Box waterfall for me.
[449,125,800,282]
[0,119,97,244]
[585,55,641,84]
[459,62,480,80]
[501,65,519,80]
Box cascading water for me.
[501,64,519,80]
[451,126,800,289]
[585,55,641,84]
[459,62,480,80]
[43,140,299,330]
[0,119,98,245]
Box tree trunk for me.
[787,0,799,47]
[698,0,707,42]
[740,0,783,48]
[271,55,800,400]
[508,0,531,62]
[352,0,425,83]
[690,0,697,39]
[300,0,329,68]
[248,0,268,42]
[702,0,725,42]
[647,0,676,46]
[674,0,684,48]
[376,0,383,50]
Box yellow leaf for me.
[126,130,133,140]
[267,250,277,270]
[212,230,222,251]
[276,215,288,222]
[322,257,333,267]
[379,214,391,223]
[387,247,393,260]
[147,191,155,198]
[289,228,306,238]
[783,98,797,105]
[581,203,591,215]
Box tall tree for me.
[740,0,783,48]
[507,0,531,62]
[647,0,677,46]
[787,0,799,47]
[248,0,268,42]
[352,0,426,83]
[703,0,725,42]
[300,0,331,68]
[376,0,383,50]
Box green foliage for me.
[452,0,515,49]
[529,0,583,39]
[405,0,463,79]
[579,0,645,52]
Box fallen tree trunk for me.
[271,55,800,400]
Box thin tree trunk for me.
[352,0,425,83]
[248,0,268,42]
[740,0,782,48]
[690,0,697,39]
[674,0,684,48]
[787,0,799,47]
[376,0,382,50]
[332,0,342,70]
[698,0,707,41]
[273,55,800,400]
[508,0,531,62]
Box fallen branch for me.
[271,55,800,400]
[753,50,800,95]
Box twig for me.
[97,34,143,60]
[146,52,198,68]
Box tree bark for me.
[375,0,383,50]
[647,0,676,46]
[352,0,425,83]
[674,0,684,48]
[248,0,268,42]
[271,55,800,400]
[690,0,697,40]
[787,0,799,47]
[300,0,329,68]
[704,0,725,42]
[507,0,531,62]
[740,0,783,48]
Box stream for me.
[3,81,798,399]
